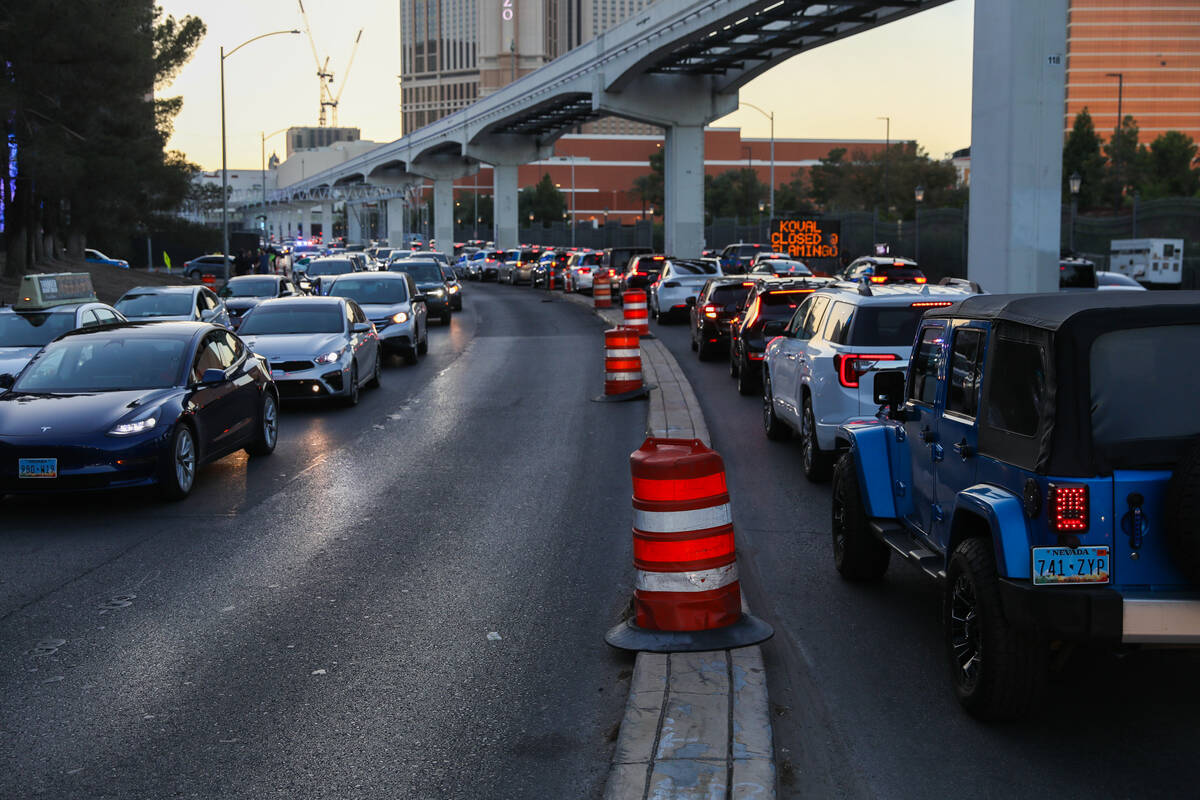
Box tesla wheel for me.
[946,537,1048,720]
[246,392,279,457]
[343,363,360,407]
[366,348,382,388]
[159,424,197,500]
[762,374,790,441]
[801,397,833,481]
[831,454,889,581]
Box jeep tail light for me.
[1049,484,1089,533]
[870,276,888,283]
[914,276,927,284]
[703,303,720,319]
[835,353,899,388]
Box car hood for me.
[123,313,194,322]
[359,303,411,319]
[415,281,446,289]
[0,347,40,378]
[239,332,346,360]
[0,388,177,437]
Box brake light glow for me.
[893,260,906,267]
[834,353,899,388]
[1049,484,1089,533]
[914,276,927,284]
[579,268,591,274]
[870,276,887,283]
[703,303,719,319]
[771,289,815,295]
[743,296,762,327]
[911,301,954,308]
[651,256,665,261]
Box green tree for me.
[1139,130,1200,199]
[704,169,767,222]
[805,142,961,217]
[631,149,664,215]
[1102,114,1144,208]
[1062,108,1106,209]
[518,174,566,224]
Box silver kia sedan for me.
[236,296,381,406]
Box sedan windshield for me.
[305,259,355,277]
[328,278,409,305]
[0,312,78,347]
[238,305,344,335]
[223,278,278,297]
[115,292,194,318]
[15,336,187,392]
[390,262,443,283]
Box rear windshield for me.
[709,285,751,307]
[0,312,78,347]
[16,336,187,392]
[634,259,664,274]
[390,262,444,283]
[1091,325,1200,448]
[847,306,927,347]
[305,259,355,277]
[238,305,344,335]
[224,278,278,297]
[1060,261,1096,288]
[754,260,810,276]
[116,292,193,318]
[671,261,719,275]
[577,253,601,266]
[328,278,408,305]
[736,244,765,257]
[759,292,805,320]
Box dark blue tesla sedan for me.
[0,322,278,500]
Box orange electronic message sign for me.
[769,218,840,261]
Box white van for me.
[1109,238,1184,287]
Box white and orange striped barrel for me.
[622,289,649,335]
[594,272,612,308]
[605,327,643,396]
[629,438,741,632]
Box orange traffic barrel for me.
[592,327,652,402]
[594,272,612,308]
[606,438,773,652]
[622,289,649,336]
[201,273,217,288]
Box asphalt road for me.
[649,311,1200,799]
[0,283,643,799]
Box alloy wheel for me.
[949,574,982,691]
[175,428,196,493]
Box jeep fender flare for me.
[839,424,896,518]
[954,486,1033,579]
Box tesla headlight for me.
[392,311,410,324]
[428,288,445,297]
[108,409,160,437]
[314,348,345,365]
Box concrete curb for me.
[561,290,777,800]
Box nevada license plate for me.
[1032,546,1110,586]
[18,458,58,479]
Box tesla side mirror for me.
[0,373,14,390]
[874,370,906,411]
[762,319,787,336]
[685,296,696,307]
[200,368,226,385]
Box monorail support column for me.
[493,164,519,251]
[664,124,705,258]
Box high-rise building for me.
[286,126,362,158]
[1065,1,1200,144]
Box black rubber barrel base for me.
[591,384,655,403]
[604,613,773,653]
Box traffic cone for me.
[592,327,651,402]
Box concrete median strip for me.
[562,291,777,799]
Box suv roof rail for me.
[857,281,873,297]
[938,276,984,294]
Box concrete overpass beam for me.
[347,203,363,245]
[663,124,706,258]
[386,198,407,247]
[464,137,553,252]
[968,0,1067,293]
[493,164,519,250]
[300,207,312,240]
[433,179,454,256]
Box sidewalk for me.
[562,290,777,799]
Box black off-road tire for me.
[945,537,1048,720]
[1165,438,1200,583]
[831,454,890,581]
[801,397,834,481]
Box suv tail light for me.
[835,353,899,388]
[703,303,720,319]
[1049,484,1089,533]
[870,276,887,283]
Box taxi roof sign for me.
[14,273,98,310]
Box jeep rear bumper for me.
[1000,580,1200,644]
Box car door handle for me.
[952,439,973,459]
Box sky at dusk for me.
[158,0,974,171]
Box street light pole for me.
[914,185,925,261]
[1069,171,1081,253]
[877,116,890,211]
[221,29,299,280]
[570,155,576,248]
[740,102,775,221]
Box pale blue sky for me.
[159,0,974,169]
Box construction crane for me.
[297,0,364,127]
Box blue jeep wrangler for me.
[834,292,1200,719]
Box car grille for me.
[271,360,313,372]
[371,318,391,331]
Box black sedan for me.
[0,322,278,501]
[388,259,452,324]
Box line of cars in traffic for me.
[0,247,466,502]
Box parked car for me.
[326,272,428,364]
[729,278,823,396]
[761,281,977,480]
[835,291,1200,719]
[0,322,278,500]
[218,275,301,330]
[689,277,756,361]
[84,248,129,269]
[115,286,231,329]
[237,296,380,406]
[388,259,453,324]
[0,273,125,381]
[649,258,723,322]
[183,254,235,281]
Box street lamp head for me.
[1069,172,1082,195]
[914,185,925,203]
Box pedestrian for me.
[234,249,249,276]
[257,248,271,275]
